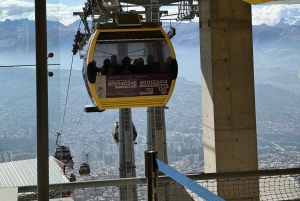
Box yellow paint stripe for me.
[243,0,273,4]
[87,30,103,109]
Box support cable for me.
[102,112,119,136]
[59,55,74,135]
[74,97,89,133]
[60,21,82,135]
[69,97,89,148]
[0,64,60,68]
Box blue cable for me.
[156,159,225,201]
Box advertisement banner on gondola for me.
[95,73,172,98]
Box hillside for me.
[0,19,299,147]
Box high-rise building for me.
[104,153,113,166]
[2,128,8,138]
[8,125,16,137]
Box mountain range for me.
[0,18,300,83]
[0,18,300,157]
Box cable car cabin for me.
[53,146,73,167]
[112,122,137,146]
[79,163,90,176]
[83,15,178,110]
[69,173,76,182]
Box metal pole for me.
[35,0,49,200]
[147,107,156,151]
[145,150,158,201]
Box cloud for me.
[47,3,82,25]
[252,4,300,26]
[0,1,34,21]
[1,2,300,27]
[6,5,34,16]
[0,1,82,25]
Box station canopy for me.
[244,0,300,4]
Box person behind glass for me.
[111,55,122,74]
[99,59,112,75]
[120,56,133,74]
[160,56,172,73]
[146,55,159,73]
[133,59,138,66]
[130,58,142,74]
[134,57,146,74]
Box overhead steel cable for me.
[0,64,60,67]
[69,97,89,149]
[74,97,89,133]
[102,112,119,136]
[60,20,82,135]
[60,55,74,135]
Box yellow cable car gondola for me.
[83,14,178,110]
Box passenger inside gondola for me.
[111,55,122,74]
[146,55,160,73]
[111,55,120,68]
[137,57,144,65]
[120,56,134,74]
[131,57,145,74]
[99,59,113,75]
[133,59,138,66]
[160,56,172,73]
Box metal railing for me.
[18,168,300,201]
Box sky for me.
[0,0,300,26]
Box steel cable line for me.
[69,97,89,148]
[74,97,89,133]
[99,111,119,138]
[59,20,82,136]
[0,64,60,67]
[59,55,74,135]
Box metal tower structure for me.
[73,1,198,200]
[118,108,137,200]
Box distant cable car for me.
[112,122,137,146]
[69,173,76,182]
[79,154,90,177]
[53,132,73,167]
[82,13,178,110]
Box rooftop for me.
[0,156,69,188]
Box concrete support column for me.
[199,0,259,200]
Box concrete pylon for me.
[199,0,259,200]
